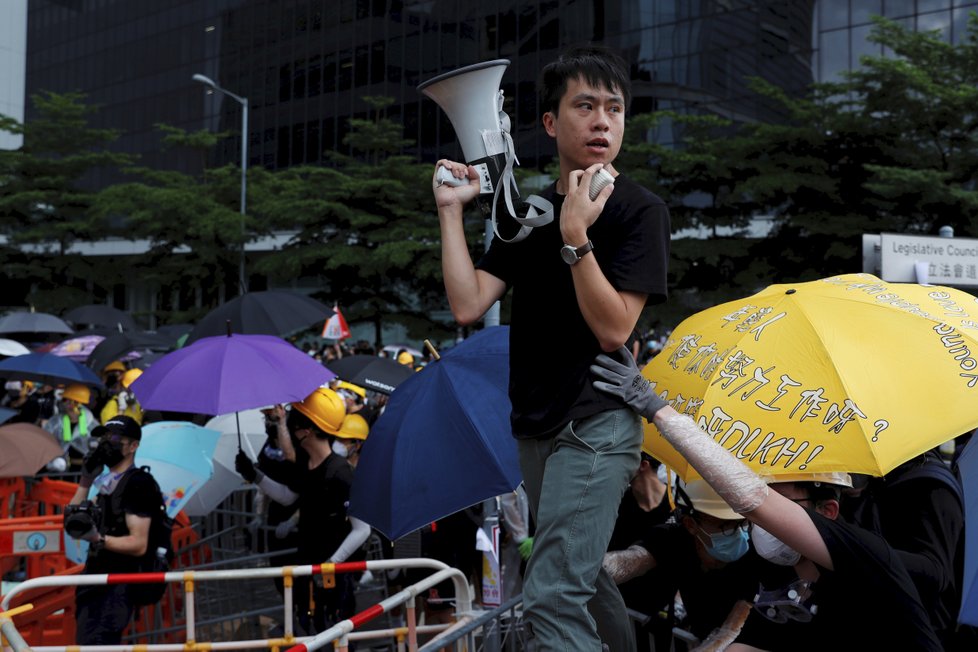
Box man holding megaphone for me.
[429,46,671,651]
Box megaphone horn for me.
[419,60,553,243]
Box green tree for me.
[93,125,267,323]
[0,91,133,310]
[623,14,978,327]
[256,97,473,344]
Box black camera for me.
[64,500,102,539]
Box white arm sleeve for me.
[656,410,769,514]
[329,517,371,563]
[256,474,299,506]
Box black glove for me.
[591,346,669,421]
[235,451,258,483]
[79,448,104,488]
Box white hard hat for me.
[677,479,742,521]
[763,471,853,488]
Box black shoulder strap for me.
[888,458,963,506]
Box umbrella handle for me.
[424,339,440,361]
[234,411,242,450]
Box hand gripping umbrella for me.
[641,273,978,480]
[128,331,335,447]
[348,326,521,540]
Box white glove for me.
[117,392,128,410]
[275,519,297,539]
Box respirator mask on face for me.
[751,524,802,566]
[753,578,817,623]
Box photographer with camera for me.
[64,416,159,645]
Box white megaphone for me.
[418,59,553,243]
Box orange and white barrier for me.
[1,558,472,652]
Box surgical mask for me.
[751,524,802,566]
[331,441,349,458]
[699,524,749,562]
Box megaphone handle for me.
[436,165,468,187]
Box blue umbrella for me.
[958,435,978,625]
[348,326,521,540]
[136,421,221,516]
[129,333,335,416]
[0,407,17,425]
[0,352,104,387]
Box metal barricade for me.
[1,558,471,652]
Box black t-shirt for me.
[847,454,964,645]
[608,488,672,552]
[736,510,943,651]
[639,522,759,640]
[477,176,670,438]
[87,468,160,574]
[286,453,354,562]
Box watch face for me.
[560,245,579,264]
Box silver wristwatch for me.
[560,240,594,265]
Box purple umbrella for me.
[129,333,335,417]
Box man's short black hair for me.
[538,45,632,116]
[286,408,324,438]
[798,481,843,505]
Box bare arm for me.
[69,485,88,506]
[105,513,151,557]
[602,544,656,584]
[433,160,507,324]
[561,165,647,350]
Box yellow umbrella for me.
[643,273,978,479]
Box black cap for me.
[91,415,142,441]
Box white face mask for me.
[751,524,801,566]
[331,441,349,458]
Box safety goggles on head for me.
[753,579,817,623]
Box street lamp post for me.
[192,73,249,295]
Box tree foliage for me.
[0,91,133,310]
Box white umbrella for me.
[0,339,30,357]
[183,409,267,515]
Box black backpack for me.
[107,466,175,606]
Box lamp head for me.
[192,73,217,89]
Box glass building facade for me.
[24,0,978,186]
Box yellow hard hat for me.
[397,351,415,366]
[103,360,126,374]
[336,380,366,399]
[292,388,346,435]
[336,413,369,441]
[62,384,91,405]
[121,368,143,388]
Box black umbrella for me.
[64,304,137,332]
[0,312,73,336]
[326,355,415,395]
[155,323,194,343]
[86,332,173,372]
[185,290,334,345]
